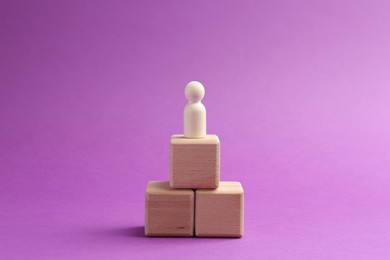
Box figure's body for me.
[184,81,206,138]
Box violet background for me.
[1,0,390,259]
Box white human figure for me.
[184,81,206,138]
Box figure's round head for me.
[185,81,205,102]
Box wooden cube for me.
[195,182,244,237]
[145,181,194,237]
[170,134,220,189]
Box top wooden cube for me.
[170,134,220,189]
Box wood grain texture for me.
[195,182,244,238]
[170,134,220,189]
[145,181,194,237]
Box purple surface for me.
[1,0,390,259]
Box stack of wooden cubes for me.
[144,134,244,237]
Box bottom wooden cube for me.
[145,181,194,237]
[195,181,244,237]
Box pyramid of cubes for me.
[144,81,244,237]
